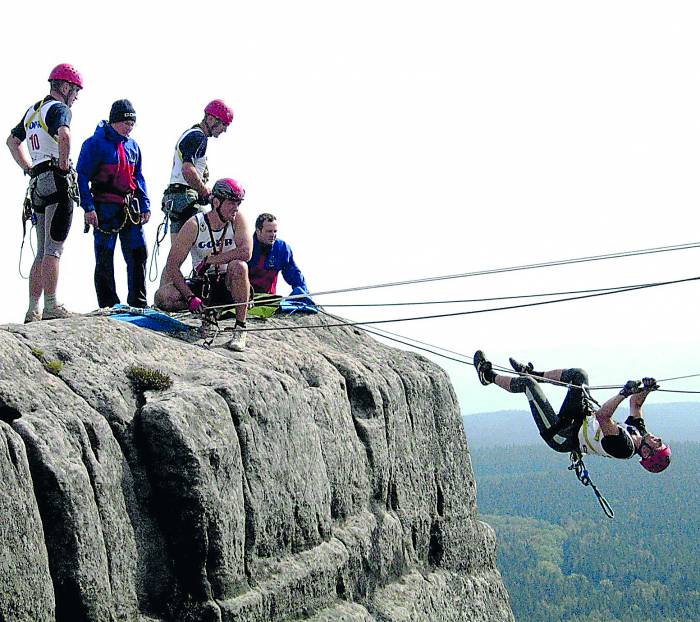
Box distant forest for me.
[470,442,700,622]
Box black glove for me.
[619,380,642,397]
[641,377,660,391]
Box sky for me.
[2,1,700,416]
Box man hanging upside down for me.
[472,350,671,473]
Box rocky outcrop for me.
[0,314,513,622]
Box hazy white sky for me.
[2,1,699,414]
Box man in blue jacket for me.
[77,100,151,308]
[248,213,309,296]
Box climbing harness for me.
[18,160,80,278]
[86,195,141,235]
[568,451,615,519]
[19,184,36,279]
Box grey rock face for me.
[0,315,513,621]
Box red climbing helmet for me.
[48,64,83,89]
[212,178,245,202]
[639,443,672,473]
[204,99,234,126]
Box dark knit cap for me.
[109,99,136,123]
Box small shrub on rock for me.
[126,366,173,392]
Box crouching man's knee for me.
[227,260,248,278]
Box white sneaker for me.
[24,309,42,324]
[42,304,74,320]
[225,329,247,352]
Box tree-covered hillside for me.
[471,442,700,622]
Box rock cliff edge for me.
[0,315,513,622]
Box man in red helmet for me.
[473,351,672,473]
[155,178,252,351]
[6,64,83,322]
[162,100,235,236]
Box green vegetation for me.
[30,347,64,376]
[471,442,700,622]
[126,365,173,392]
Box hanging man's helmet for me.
[48,64,83,89]
[204,100,234,126]
[212,178,245,202]
[639,443,672,473]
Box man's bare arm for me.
[57,126,71,171]
[163,219,199,299]
[182,162,209,200]
[596,394,626,436]
[6,135,31,174]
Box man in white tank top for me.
[162,100,234,236]
[155,178,252,351]
[472,351,672,473]
[6,64,83,323]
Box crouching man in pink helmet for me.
[154,178,252,351]
[162,100,235,236]
[473,351,672,473]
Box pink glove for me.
[188,296,204,314]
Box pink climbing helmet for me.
[48,64,83,89]
[204,99,234,126]
[639,443,672,473]
[212,178,245,202]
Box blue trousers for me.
[93,202,147,308]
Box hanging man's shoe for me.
[473,350,496,386]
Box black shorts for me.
[186,275,234,306]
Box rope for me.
[300,240,700,298]
[148,212,170,283]
[240,276,700,333]
[18,222,36,280]
[315,310,700,395]
[202,240,700,311]
[569,452,615,519]
[313,282,657,308]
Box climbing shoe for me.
[24,309,42,324]
[42,304,74,320]
[509,357,534,376]
[225,328,247,352]
[473,350,495,386]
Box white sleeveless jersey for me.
[578,415,636,459]
[169,128,207,185]
[23,100,60,165]
[189,213,236,274]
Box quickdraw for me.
[65,166,80,206]
[568,451,615,519]
[199,307,220,348]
